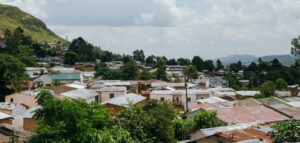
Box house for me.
[82,71,95,83]
[5,91,38,108]
[23,106,41,131]
[49,72,83,84]
[188,124,273,143]
[150,89,211,110]
[73,62,95,71]
[0,103,28,129]
[274,90,291,98]
[238,80,250,87]
[93,86,127,102]
[236,91,260,99]
[0,112,12,125]
[60,89,99,103]
[188,122,259,143]
[208,76,227,87]
[25,67,47,78]
[138,80,166,91]
[151,83,197,90]
[166,65,187,72]
[33,75,53,87]
[101,93,147,113]
[204,105,289,125]
[95,80,139,93]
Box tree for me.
[192,56,204,71]
[268,120,300,143]
[146,55,156,65]
[17,55,37,67]
[229,60,242,72]
[139,69,153,80]
[155,58,168,81]
[177,58,190,66]
[64,51,80,65]
[68,37,96,62]
[167,58,177,65]
[291,36,300,56]
[114,100,177,143]
[183,65,198,111]
[276,78,288,91]
[132,49,145,62]
[0,54,28,100]
[31,98,110,143]
[216,59,224,70]
[203,60,215,71]
[120,60,139,80]
[260,81,276,98]
[35,90,54,105]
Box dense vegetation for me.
[29,90,223,143]
[0,4,65,42]
[268,120,300,143]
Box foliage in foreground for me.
[268,120,300,143]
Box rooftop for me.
[278,107,300,120]
[257,97,294,109]
[197,97,228,104]
[151,89,211,95]
[0,112,11,119]
[49,73,81,80]
[61,89,98,100]
[96,86,127,92]
[23,106,42,118]
[236,91,261,97]
[101,93,147,108]
[206,105,289,125]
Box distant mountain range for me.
[216,54,299,65]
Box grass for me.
[0,4,67,43]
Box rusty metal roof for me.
[206,105,289,125]
[278,107,300,120]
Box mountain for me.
[217,54,298,65]
[216,54,257,65]
[0,4,65,42]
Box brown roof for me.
[206,106,289,125]
[49,85,77,95]
[219,124,273,143]
[278,107,300,120]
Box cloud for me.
[1,0,300,59]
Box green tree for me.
[120,60,139,80]
[64,51,80,65]
[192,56,204,71]
[132,49,145,62]
[0,54,28,100]
[275,78,288,91]
[155,58,168,81]
[203,60,215,71]
[216,59,224,70]
[68,37,96,62]
[269,120,300,143]
[260,81,276,98]
[17,55,37,67]
[177,58,190,66]
[167,58,177,65]
[183,65,198,111]
[139,69,153,80]
[35,90,54,105]
[291,36,300,56]
[31,98,110,143]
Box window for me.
[187,97,191,102]
[176,97,179,101]
[160,97,165,102]
[10,98,13,103]
[109,93,115,98]
[95,95,99,101]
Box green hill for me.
[0,4,66,42]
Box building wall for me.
[23,118,36,131]
[100,91,126,102]
[12,104,27,129]
[0,118,12,125]
[5,93,36,108]
[150,94,173,102]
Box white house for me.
[150,89,211,110]
[94,86,127,102]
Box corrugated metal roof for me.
[278,107,300,120]
[235,139,268,143]
[197,97,228,104]
[0,112,11,119]
[23,106,42,118]
[49,73,81,80]
[214,91,236,96]
[257,97,293,109]
[151,83,197,88]
[61,89,98,100]
[101,93,146,108]
[151,89,211,95]
[206,105,289,125]
[236,91,260,96]
[97,86,127,92]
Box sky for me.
[0,0,300,59]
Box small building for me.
[0,112,12,125]
[150,89,211,110]
[49,72,83,84]
[33,75,53,87]
[151,83,197,90]
[94,86,127,102]
[101,93,147,113]
[274,90,291,98]
[104,61,123,69]
[5,91,38,108]
[60,89,99,103]
[25,67,47,78]
[236,91,260,99]
[23,106,41,131]
[0,103,28,129]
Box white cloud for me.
[1,0,300,59]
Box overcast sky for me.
[1,0,299,59]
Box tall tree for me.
[167,58,177,65]
[203,60,215,71]
[291,36,300,56]
[260,81,276,98]
[269,120,300,143]
[0,54,28,100]
[177,58,191,66]
[275,78,288,91]
[183,65,198,111]
[68,37,96,62]
[133,49,145,62]
[155,58,168,81]
[216,59,224,70]
[192,56,204,71]
[120,60,139,80]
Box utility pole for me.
[185,75,188,112]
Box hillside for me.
[217,54,298,65]
[0,4,65,42]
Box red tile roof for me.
[206,106,289,125]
